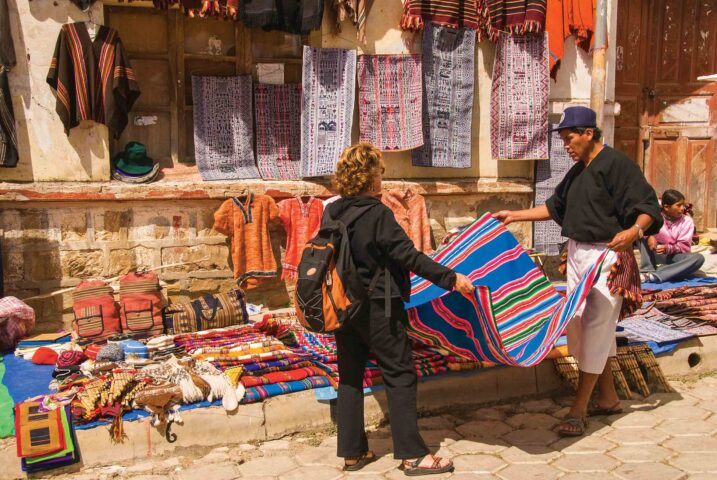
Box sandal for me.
[402,455,455,476]
[555,414,588,437]
[343,451,377,471]
[588,401,623,416]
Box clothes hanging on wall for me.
[546,0,595,79]
[381,189,434,255]
[46,22,140,138]
[400,0,484,33]
[0,0,17,168]
[277,196,323,281]
[330,0,373,45]
[213,193,280,288]
[484,0,547,41]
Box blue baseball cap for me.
[550,106,597,131]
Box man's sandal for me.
[402,456,455,476]
[587,401,623,416]
[343,451,377,471]
[555,415,588,437]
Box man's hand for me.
[493,210,517,225]
[655,244,667,254]
[647,236,658,251]
[454,273,475,296]
[607,227,640,252]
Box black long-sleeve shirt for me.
[545,146,663,243]
[327,196,456,301]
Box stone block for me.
[24,249,61,281]
[3,249,24,283]
[552,453,620,472]
[418,367,500,409]
[19,209,59,241]
[451,454,506,473]
[61,249,103,278]
[497,366,537,399]
[616,462,688,480]
[108,246,156,276]
[176,463,241,480]
[94,210,131,241]
[129,209,171,240]
[59,211,88,241]
[264,390,332,438]
[197,204,225,238]
[236,456,298,477]
[498,463,563,480]
[161,244,229,272]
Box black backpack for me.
[294,204,389,333]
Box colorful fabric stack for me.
[405,213,607,366]
[15,403,79,473]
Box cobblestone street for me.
[38,373,717,480]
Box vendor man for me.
[493,106,662,436]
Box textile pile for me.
[642,285,717,322]
[15,403,80,473]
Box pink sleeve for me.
[670,217,694,254]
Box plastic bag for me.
[0,297,35,352]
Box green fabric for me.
[114,141,154,175]
[0,358,14,438]
[25,408,74,464]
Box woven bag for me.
[72,280,121,341]
[163,288,248,334]
[119,272,164,337]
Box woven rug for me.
[490,32,549,161]
[254,83,302,180]
[357,55,423,151]
[533,123,572,255]
[405,212,608,366]
[412,23,475,168]
[300,47,356,177]
[192,75,259,180]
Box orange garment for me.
[381,188,434,254]
[213,193,279,289]
[277,196,324,281]
[546,0,595,79]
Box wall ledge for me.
[0,178,533,203]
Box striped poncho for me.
[405,213,607,367]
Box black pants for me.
[335,298,429,460]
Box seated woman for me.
[639,189,705,283]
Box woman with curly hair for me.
[326,143,474,476]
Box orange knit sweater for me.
[381,189,434,254]
[213,193,279,288]
[277,196,323,281]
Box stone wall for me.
[0,181,532,333]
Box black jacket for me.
[326,196,456,302]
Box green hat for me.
[113,142,155,176]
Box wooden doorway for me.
[615,0,717,230]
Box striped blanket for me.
[405,213,607,367]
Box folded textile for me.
[15,401,65,458]
[241,375,332,403]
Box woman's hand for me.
[454,273,474,296]
[493,210,517,225]
[647,236,658,251]
[655,244,667,254]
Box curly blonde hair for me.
[334,143,385,197]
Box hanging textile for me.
[484,0,547,41]
[546,0,595,79]
[533,124,572,255]
[357,54,423,152]
[412,23,475,169]
[330,0,373,44]
[490,32,549,161]
[212,193,279,288]
[400,0,484,33]
[300,47,356,177]
[405,212,606,366]
[0,0,16,168]
[277,196,323,281]
[254,83,302,180]
[381,188,433,254]
[192,75,259,181]
[46,23,140,139]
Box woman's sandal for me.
[343,451,378,471]
[555,414,588,437]
[587,401,623,416]
[402,456,455,476]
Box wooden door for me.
[615,0,717,230]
